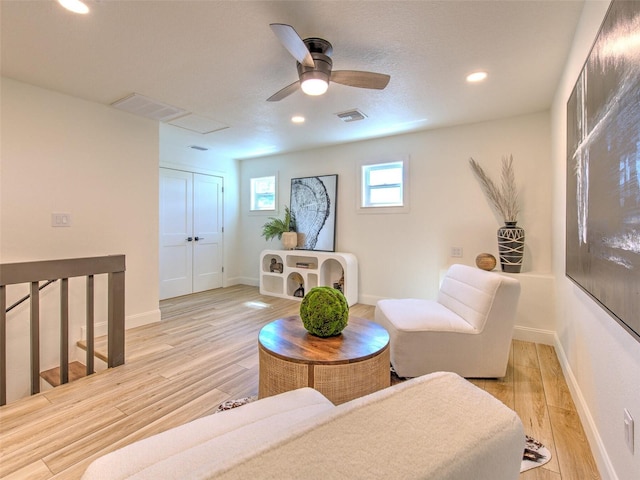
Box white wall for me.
[158,123,241,286]
[1,78,161,402]
[550,1,640,479]
[239,111,554,339]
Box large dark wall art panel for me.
[566,0,640,342]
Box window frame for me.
[357,155,410,214]
[249,174,277,213]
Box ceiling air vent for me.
[111,93,187,122]
[336,109,367,123]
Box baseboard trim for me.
[553,335,618,480]
[357,294,382,306]
[512,326,555,345]
[126,309,161,329]
[230,276,258,287]
[81,308,161,339]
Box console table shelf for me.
[259,250,358,306]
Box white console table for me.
[259,250,358,306]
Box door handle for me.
[194,236,204,241]
[186,237,193,242]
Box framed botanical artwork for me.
[566,0,640,343]
[290,174,338,252]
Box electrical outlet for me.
[451,247,463,258]
[624,409,634,453]
[51,213,72,227]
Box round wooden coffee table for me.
[258,316,390,405]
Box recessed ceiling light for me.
[57,0,89,14]
[466,71,488,83]
[291,116,305,124]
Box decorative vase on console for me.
[281,231,297,250]
[497,221,524,273]
[469,155,524,273]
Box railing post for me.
[86,275,94,375]
[1,285,6,406]
[30,282,40,395]
[108,270,125,367]
[60,278,69,385]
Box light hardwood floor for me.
[0,285,600,479]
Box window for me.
[250,176,276,211]
[362,162,404,207]
[359,157,409,213]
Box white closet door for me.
[159,169,224,300]
[159,169,194,299]
[192,173,223,293]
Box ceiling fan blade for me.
[270,24,315,68]
[330,70,390,90]
[267,80,301,102]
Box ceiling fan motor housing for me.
[303,37,333,56]
[297,52,333,84]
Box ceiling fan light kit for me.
[298,44,332,96]
[466,71,488,83]
[301,78,328,96]
[268,23,390,101]
[57,0,89,14]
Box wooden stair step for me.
[40,361,88,387]
[76,338,109,363]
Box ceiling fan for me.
[267,23,391,102]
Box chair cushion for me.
[81,388,334,480]
[210,372,525,480]
[437,264,504,331]
[376,298,476,333]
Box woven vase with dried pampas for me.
[469,155,524,273]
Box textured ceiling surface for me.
[1,0,586,159]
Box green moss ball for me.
[299,286,349,337]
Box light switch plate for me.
[624,408,634,453]
[52,213,72,227]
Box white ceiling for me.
[1,0,586,160]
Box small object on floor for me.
[521,435,552,472]
[215,396,256,413]
[390,364,409,385]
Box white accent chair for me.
[374,264,521,378]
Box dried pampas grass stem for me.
[469,155,520,223]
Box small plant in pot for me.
[261,206,297,250]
